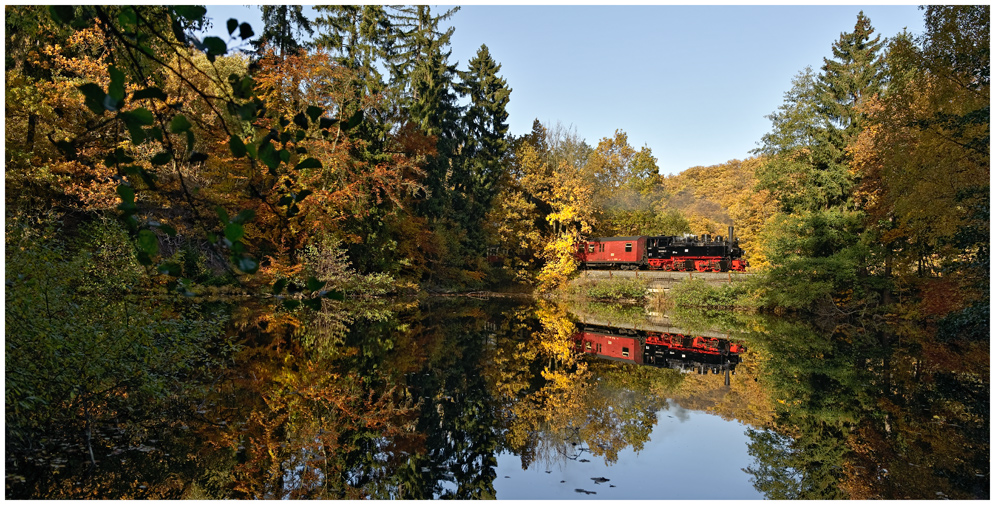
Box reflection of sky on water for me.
[493,399,763,500]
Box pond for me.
[6,296,989,499]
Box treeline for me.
[749,7,988,325]
[5,5,519,293]
[10,5,985,310]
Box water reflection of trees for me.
[743,316,989,500]
[11,294,985,499]
[489,300,680,467]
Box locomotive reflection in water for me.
[571,325,745,386]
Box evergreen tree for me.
[312,5,399,164]
[756,13,885,214]
[387,6,464,221]
[754,66,824,158]
[811,11,885,210]
[312,5,391,99]
[255,5,314,57]
[456,44,511,180]
[454,44,512,251]
[386,6,459,95]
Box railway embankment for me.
[572,269,753,295]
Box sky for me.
[201,4,926,176]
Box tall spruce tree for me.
[387,6,464,220]
[755,66,824,158]
[457,44,511,182]
[455,44,512,253]
[255,5,314,57]
[811,11,885,210]
[312,5,397,163]
[312,5,390,99]
[386,6,459,94]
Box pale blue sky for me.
[202,4,925,175]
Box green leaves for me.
[78,83,106,115]
[151,152,172,165]
[132,86,167,102]
[343,109,364,130]
[137,229,159,256]
[258,140,280,173]
[229,135,247,158]
[202,36,227,62]
[213,206,258,274]
[293,112,309,129]
[169,114,192,134]
[157,262,182,277]
[224,222,245,243]
[49,5,76,24]
[238,22,254,40]
[171,5,207,22]
[108,66,126,104]
[225,17,254,40]
[233,209,255,225]
[294,158,322,170]
[272,278,288,295]
[306,277,327,292]
[124,165,156,188]
[119,107,155,144]
[235,256,259,274]
[116,184,136,212]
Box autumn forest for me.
[4,5,989,499]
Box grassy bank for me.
[567,276,650,303]
[668,278,752,310]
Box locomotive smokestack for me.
[728,226,735,245]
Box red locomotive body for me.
[574,236,647,270]
[571,330,643,365]
[575,226,748,272]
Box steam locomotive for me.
[575,225,747,272]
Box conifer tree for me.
[312,5,390,99]
[811,11,885,209]
[456,46,511,202]
[255,5,314,57]
[386,6,463,220]
[386,6,459,94]
[455,44,512,253]
[755,67,824,157]
[312,5,398,165]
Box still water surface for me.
[493,400,763,500]
[8,296,989,499]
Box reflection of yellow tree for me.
[489,301,589,466]
[193,302,423,499]
[227,359,418,499]
[669,348,775,428]
[489,301,680,467]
